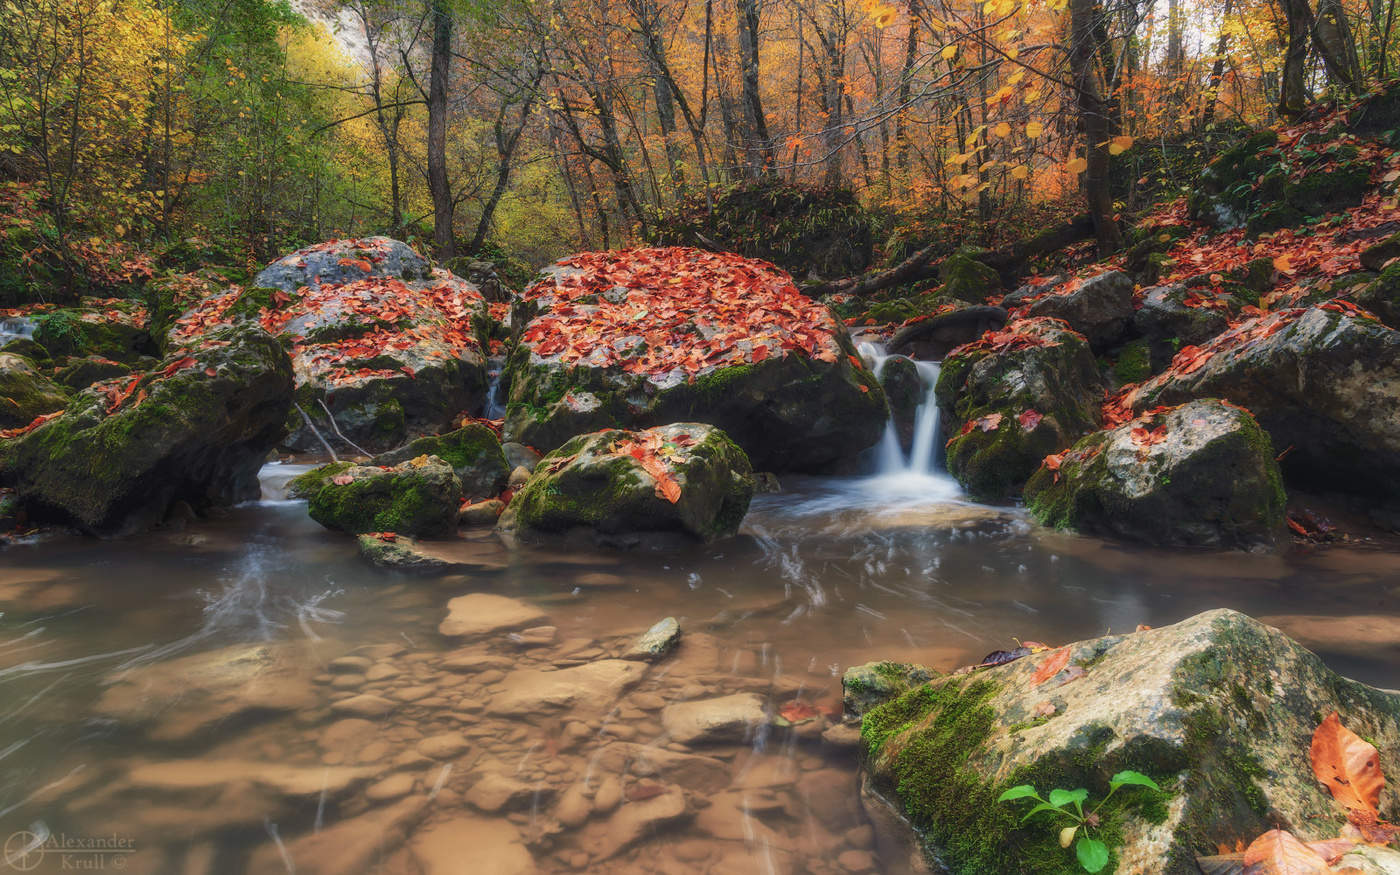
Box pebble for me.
[592,776,623,814]
[331,694,396,718]
[365,663,401,682]
[393,685,436,702]
[331,674,365,689]
[416,732,470,760]
[365,773,415,802]
[328,656,373,673]
[837,849,876,873]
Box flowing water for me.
[2,352,1399,874]
[0,317,35,347]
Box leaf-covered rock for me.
[0,352,68,429]
[30,302,154,363]
[1353,263,1400,330]
[1133,284,1233,372]
[501,423,754,545]
[503,247,885,472]
[1128,305,1400,496]
[373,423,509,501]
[170,238,488,454]
[303,455,461,539]
[1,324,293,534]
[936,318,1104,501]
[1024,272,1135,353]
[1024,400,1286,548]
[861,609,1400,874]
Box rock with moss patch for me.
[875,355,925,452]
[1133,284,1232,372]
[31,304,154,363]
[1354,263,1400,329]
[842,661,936,720]
[53,356,134,392]
[1130,306,1400,496]
[504,249,885,472]
[357,533,474,574]
[1024,272,1135,352]
[1,324,293,534]
[939,251,1003,304]
[861,608,1400,875]
[0,353,68,429]
[1025,400,1285,548]
[501,423,754,545]
[886,304,1009,361]
[937,318,1104,501]
[1360,231,1400,273]
[304,455,461,538]
[169,240,488,454]
[373,423,509,500]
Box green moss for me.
[287,461,353,499]
[1111,339,1152,385]
[939,251,1002,303]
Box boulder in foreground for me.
[501,423,754,546]
[302,455,460,538]
[1025,399,1286,549]
[858,609,1400,874]
[504,247,885,472]
[1,324,292,534]
[0,352,67,429]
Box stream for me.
[2,350,1399,873]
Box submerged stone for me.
[438,593,547,639]
[625,617,682,660]
[861,609,1400,874]
[661,693,767,745]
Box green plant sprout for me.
[997,770,1162,873]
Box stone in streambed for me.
[1025,399,1286,548]
[438,593,546,639]
[302,455,460,538]
[841,661,936,720]
[661,693,767,745]
[1023,271,1135,352]
[357,533,475,574]
[411,814,533,875]
[860,609,1400,874]
[0,352,67,429]
[373,422,509,500]
[247,795,428,874]
[458,498,505,527]
[331,694,397,718]
[486,660,646,716]
[575,785,690,861]
[500,423,754,545]
[624,617,681,660]
[876,354,924,453]
[465,771,551,813]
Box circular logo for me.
[3,831,44,871]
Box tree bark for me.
[1068,0,1123,253]
[428,0,454,261]
[1278,0,1313,116]
[735,0,776,174]
[1201,0,1234,127]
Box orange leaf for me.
[1311,711,1385,815]
[1242,829,1330,874]
[1030,647,1070,685]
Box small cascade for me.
[857,341,962,501]
[483,362,507,420]
[0,317,34,346]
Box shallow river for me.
[1,460,1398,874]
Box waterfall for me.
[483,365,506,420]
[0,317,34,346]
[857,342,962,501]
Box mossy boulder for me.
[1130,306,1400,496]
[501,423,754,545]
[876,355,926,452]
[1133,284,1232,372]
[0,353,68,429]
[937,318,1105,501]
[304,455,461,538]
[1354,262,1400,329]
[1187,130,1280,228]
[939,251,1003,304]
[504,249,886,472]
[373,423,509,500]
[53,356,134,392]
[31,305,154,363]
[861,609,1400,874]
[170,239,489,454]
[144,269,232,345]
[252,236,431,292]
[1360,231,1400,273]
[1025,400,1286,548]
[886,304,1008,361]
[356,533,475,574]
[1024,272,1135,352]
[1,324,293,534]
[843,661,936,720]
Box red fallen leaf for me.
[337,257,373,273]
[400,366,416,378]
[0,410,64,439]
[1030,647,1071,685]
[1018,409,1043,430]
[367,531,397,542]
[1311,711,1385,815]
[976,412,1004,432]
[858,384,870,393]
[204,367,217,377]
[1241,829,1330,874]
[161,356,197,378]
[1344,808,1400,844]
[331,474,354,486]
[779,701,822,723]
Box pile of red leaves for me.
[520,247,845,377]
[945,317,1067,360]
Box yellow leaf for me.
[979,160,997,172]
[1010,164,1029,180]
[1067,156,1088,174]
[869,2,897,27]
[1007,69,1026,85]
[1025,121,1044,138]
[1108,135,1134,155]
[993,122,1011,138]
[1273,254,1295,274]
[941,44,958,61]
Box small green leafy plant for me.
[997,770,1162,873]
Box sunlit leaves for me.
[1025,121,1044,138]
[1066,156,1087,174]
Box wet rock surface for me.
[303,455,461,538]
[1023,271,1135,352]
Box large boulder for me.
[0,353,67,429]
[501,423,754,545]
[0,324,292,534]
[859,609,1400,874]
[1128,304,1400,495]
[936,318,1105,501]
[938,251,1003,304]
[301,455,461,538]
[29,300,154,363]
[1024,400,1286,548]
[372,423,509,500]
[170,238,488,454]
[886,304,1009,360]
[1353,262,1400,329]
[1024,271,1135,352]
[503,247,886,472]
[1133,284,1232,372]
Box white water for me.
[484,364,507,419]
[856,341,962,503]
[0,317,34,346]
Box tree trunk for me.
[1311,0,1363,92]
[1278,0,1312,116]
[895,0,921,171]
[735,0,775,174]
[428,0,454,261]
[1069,0,1123,253]
[1201,0,1234,126]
